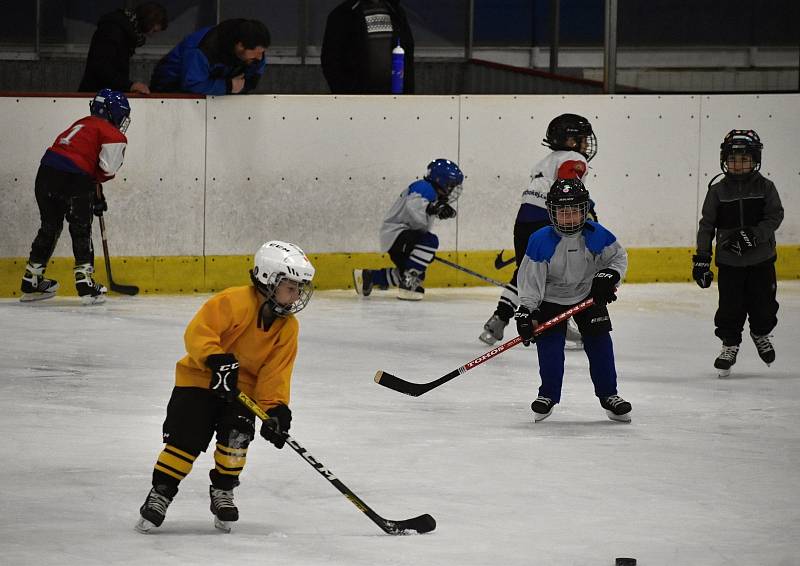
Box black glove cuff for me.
[206,352,237,369]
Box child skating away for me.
[692,129,784,377]
[353,158,464,301]
[135,241,315,533]
[515,178,631,423]
[19,89,131,304]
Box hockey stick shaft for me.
[433,256,515,291]
[375,298,595,396]
[96,185,139,296]
[236,391,436,535]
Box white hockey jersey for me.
[517,150,589,223]
[379,180,438,252]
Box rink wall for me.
[1,94,798,297]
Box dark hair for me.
[136,2,168,33]
[234,20,271,50]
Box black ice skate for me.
[210,486,238,532]
[479,314,508,345]
[135,486,175,533]
[352,269,374,297]
[750,332,775,366]
[74,264,107,305]
[531,396,555,422]
[397,269,425,301]
[714,344,739,378]
[600,395,632,422]
[19,262,59,302]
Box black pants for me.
[715,260,779,345]
[495,220,550,320]
[29,165,95,266]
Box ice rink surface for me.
[1,282,799,566]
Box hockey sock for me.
[153,444,197,483]
[211,442,249,486]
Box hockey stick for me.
[433,256,515,291]
[494,250,516,269]
[236,390,436,535]
[96,185,138,295]
[375,298,595,396]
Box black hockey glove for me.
[725,228,758,256]
[260,404,292,449]
[92,189,107,217]
[589,269,620,306]
[426,201,457,220]
[691,254,713,289]
[206,353,239,402]
[515,306,540,347]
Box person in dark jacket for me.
[692,129,784,377]
[150,19,270,95]
[79,2,168,94]
[321,0,415,94]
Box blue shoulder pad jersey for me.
[518,220,628,309]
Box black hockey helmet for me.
[720,129,762,177]
[546,178,591,235]
[543,113,597,161]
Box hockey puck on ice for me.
[615,558,637,566]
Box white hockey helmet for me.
[251,241,315,317]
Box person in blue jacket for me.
[150,19,270,95]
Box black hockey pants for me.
[714,260,779,346]
[28,165,95,266]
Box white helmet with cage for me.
[251,241,315,318]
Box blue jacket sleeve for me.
[180,48,227,95]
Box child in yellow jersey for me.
[135,241,315,533]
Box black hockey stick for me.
[433,256,515,291]
[236,390,436,535]
[494,250,516,269]
[96,185,138,295]
[375,298,595,396]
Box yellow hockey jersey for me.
[175,285,299,411]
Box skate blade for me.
[214,516,232,533]
[80,294,107,305]
[19,292,56,302]
[397,290,424,301]
[352,270,364,296]
[606,410,631,423]
[717,368,731,378]
[134,517,157,533]
[533,409,554,422]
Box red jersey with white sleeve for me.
[43,116,127,183]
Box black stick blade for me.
[110,283,139,296]
[384,514,436,535]
[374,370,427,397]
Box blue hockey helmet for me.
[89,89,131,133]
[425,159,464,201]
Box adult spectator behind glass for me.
[321,0,415,94]
[78,2,168,95]
[150,19,270,95]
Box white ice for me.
[1,283,799,566]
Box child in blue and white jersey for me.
[515,178,632,423]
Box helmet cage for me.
[546,178,591,235]
[720,129,762,177]
[251,241,315,317]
